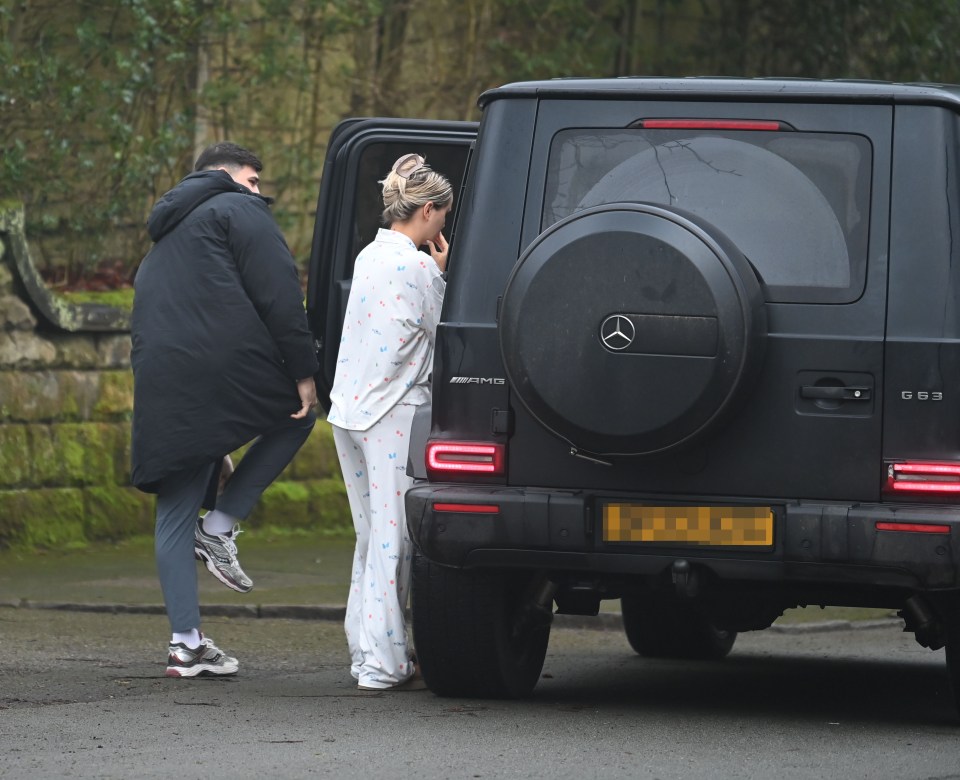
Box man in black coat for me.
[131,142,319,677]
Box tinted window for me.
[544,129,872,303]
[348,142,469,270]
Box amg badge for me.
[449,376,506,385]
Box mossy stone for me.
[0,424,29,487]
[30,423,121,486]
[93,370,134,419]
[110,423,133,485]
[0,487,86,549]
[307,477,352,533]
[0,370,100,422]
[284,420,339,481]
[83,486,154,541]
[250,480,312,528]
[97,335,132,368]
[54,335,101,368]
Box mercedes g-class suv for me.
[308,78,960,713]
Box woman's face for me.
[426,201,453,239]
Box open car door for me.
[306,118,477,411]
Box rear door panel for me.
[884,106,960,465]
[505,100,892,501]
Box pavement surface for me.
[0,610,955,779]
[0,530,900,630]
[0,532,950,780]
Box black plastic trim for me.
[406,484,960,591]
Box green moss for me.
[110,423,133,484]
[93,370,134,419]
[284,421,339,480]
[58,387,81,418]
[27,425,57,485]
[0,424,29,488]
[83,486,154,541]
[0,487,86,549]
[250,480,312,528]
[59,288,135,311]
[307,477,352,533]
[0,490,24,547]
[30,423,121,487]
[60,433,88,481]
[1,412,342,548]
[245,477,351,533]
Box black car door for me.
[305,118,477,410]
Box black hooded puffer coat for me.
[130,170,319,492]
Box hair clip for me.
[392,153,426,179]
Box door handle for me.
[800,385,871,401]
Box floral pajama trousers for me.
[332,404,418,689]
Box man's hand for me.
[291,376,319,419]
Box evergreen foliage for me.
[2,0,959,281]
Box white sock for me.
[202,509,238,537]
[172,629,201,648]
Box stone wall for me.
[0,203,349,550]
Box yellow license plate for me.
[602,503,774,547]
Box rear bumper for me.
[405,484,960,591]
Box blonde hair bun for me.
[380,153,453,226]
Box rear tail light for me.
[426,441,505,476]
[635,119,783,131]
[887,461,960,494]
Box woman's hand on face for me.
[426,232,449,273]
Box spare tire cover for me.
[499,203,766,457]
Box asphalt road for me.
[1,609,958,780]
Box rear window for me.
[543,128,872,303]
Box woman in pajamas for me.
[327,153,453,690]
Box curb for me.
[0,600,346,622]
[0,599,904,634]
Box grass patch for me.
[254,524,354,541]
[58,288,135,311]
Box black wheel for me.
[621,595,736,660]
[411,552,551,698]
[499,202,766,457]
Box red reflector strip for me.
[876,521,950,535]
[433,503,500,514]
[426,442,505,474]
[639,119,781,131]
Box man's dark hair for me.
[194,142,263,173]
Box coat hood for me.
[147,170,271,242]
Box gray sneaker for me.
[166,635,239,678]
[194,520,253,593]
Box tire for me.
[945,622,960,718]
[621,595,736,660]
[411,553,551,698]
[499,202,766,457]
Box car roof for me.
[478,77,960,109]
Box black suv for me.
[308,78,960,711]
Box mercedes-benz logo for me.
[600,314,635,351]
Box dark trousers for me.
[155,411,316,632]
